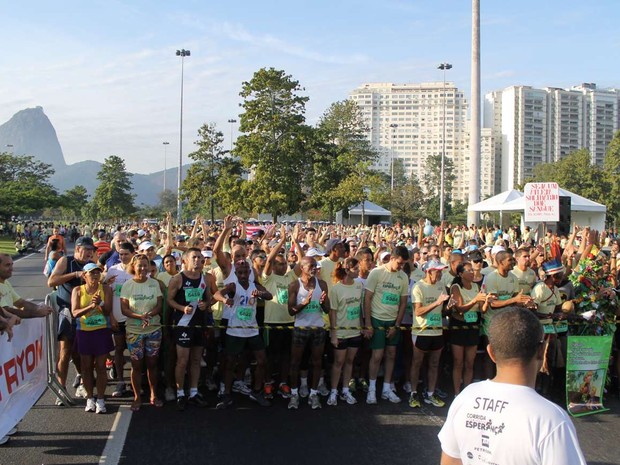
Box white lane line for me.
[99,405,133,465]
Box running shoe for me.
[218,383,226,399]
[358,378,369,393]
[75,384,88,399]
[177,395,187,411]
[339,391,357,405]
[165,387,176,402]
[435,387,448,399]
[288,394,300,410]
[55,397,65,406]
[423,392,446,407]
[403,382,413,394]
[72,374,82,389]
[327,393,337,406]
[85,398,96,413]
[317,380,329,397]
[111,383,127,398]
[216,394,233,410]
[95,399,107,414]
[232,380,251,396]
[277,383,292,399]
[309,393,322,410]
[264,382,274,400]
[249,390,272,407]
[366,390,377,405]
[188,392,208,407]
[382,389,401,403]
[299,384,309,398]
[408,392,421,408]
[348,378,357,393]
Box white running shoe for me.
[381,389,402,403]
[366,390,377,405]
[299,384,309,398]
[95,398,107,414]
[339,391,358,405]
[326,393,337,406]
[85,398,96,412]
[75,384,88,399]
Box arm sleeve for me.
[539,420,587,465]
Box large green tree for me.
[390,161,426,225]
[308,100,379,220]
[422,154,456,221]
[0,152,58,220]
[235,67,311,221]
[90,155,135,220]
[59,185,89,220]
[181,123,243,221]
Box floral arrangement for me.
[569,255,618,336]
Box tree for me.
[0,152,58,220]
[158,189,177,213]
[308,100,380,220]
[235,67,312,221]
[181,123,243,222]
[390,166,426,224]
[90,155,135,220]
[60,185,89,220]
[604,130,620,223]
[422,154,456,222]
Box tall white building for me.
[349,82,471,201]
[485,84,620,190]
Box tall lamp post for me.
[176,48,190,224]
[227,119,237,152]
[162,141,169,192]
[389,123,398,191]
[438,62,452,221]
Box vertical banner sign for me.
[524,182,560,223]
[0,317,48,438]
[566,335,613,417]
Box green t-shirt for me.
[481,270,520,335]
[262,270,296,324]
[120,278,162,335]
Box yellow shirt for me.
[531,282,561,327]
[120,278,162,335]
[318,257,340,292]
[77,283,108,331]
[411,280,444,336]
[0,280,20,307]
[481,270,519,335]
[365,265,409,321]
[262,271,296,324]
[510,267,537,293]
[330,281,363,339]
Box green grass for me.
[0,237,17,255]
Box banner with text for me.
[0,317,47,438]
[524,182,560,223]
[566,335,613,417]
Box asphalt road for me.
[1,248,620,465]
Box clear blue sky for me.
[0,0,618,174]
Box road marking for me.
[99,405,132,465]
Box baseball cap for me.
[324,238,344,254]
[201,250,213,258]
[76,236,95,249]
[422,260,448,272]
[137,229,146,238]
[83,263,103,273]
[306,247,325,258]
[491,245,505,255]
[380,251,391,261]
[138,241,156,251]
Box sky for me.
[1,0,618,174]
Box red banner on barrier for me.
[0,317,47,438]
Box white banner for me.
[0,317,47,438]
[524,182,560,223]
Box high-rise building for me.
[484,84,620,191]
[349,82,470,201]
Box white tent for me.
[468,188,607,231]
[336,200,391,225]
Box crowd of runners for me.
[4,215,619,417]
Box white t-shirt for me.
[106,263,132,323]
[438,380,587,465]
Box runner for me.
[120,254,163,411]
[327,257,363,406]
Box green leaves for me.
[89,155,135,220]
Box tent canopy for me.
[348,200,391,216]
[467,189,523,212]
[499,188,606,213]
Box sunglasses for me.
[472,259,482,264]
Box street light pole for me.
[389,123,398,191]
[176,48,190,225]
[438,62,452,221]
[162,141,169,192]
[227,119,237,152]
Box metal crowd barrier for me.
[44,292,76,406]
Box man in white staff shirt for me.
[0,253,53,446]
[438,307,586,465]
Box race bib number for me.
[236,306,253,322]
[497,294,511,301]
[543,324,555,334]
[305,301,320,313]
[184,287,202,303]
[84,313,107,328]
[276,287,288,305]
[381,292,399,306]
[405,303,413,315]
[114,284,122,297]
[555,321,568,333]
[346,306,361,320]
[464,311,478,323]
[427,313,442,327]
